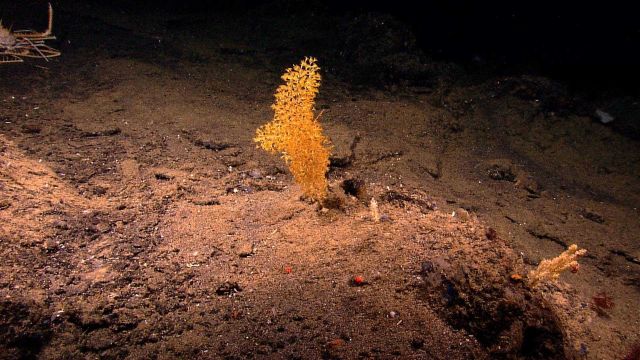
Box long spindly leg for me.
[0,52,24,63]
[0,42,60,63]
[17,43,61,59]
[34,44,61,59]
[9,40,59,61]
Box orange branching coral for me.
[254,57,331,201]
[527,244,587,288]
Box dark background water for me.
[2,0,638,95]
[336,0,638,95]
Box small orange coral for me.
[527,244,587,288]
[254,57,331,201]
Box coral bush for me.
[254,57,331,201]
[527,244,587,288]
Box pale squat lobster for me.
[0,3,61,64]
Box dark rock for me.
[581,209,604,224]
[341,178,368,201]
[83,128,121,137]
[420,261,434,275]
[487,160,517,182]
[485,228,498,240]
[192,199,220,206]
[216,282,242,296]
[154,173,173,181]
[193,139,232,151]
[21,124,41,134]
[410,338,424,349]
